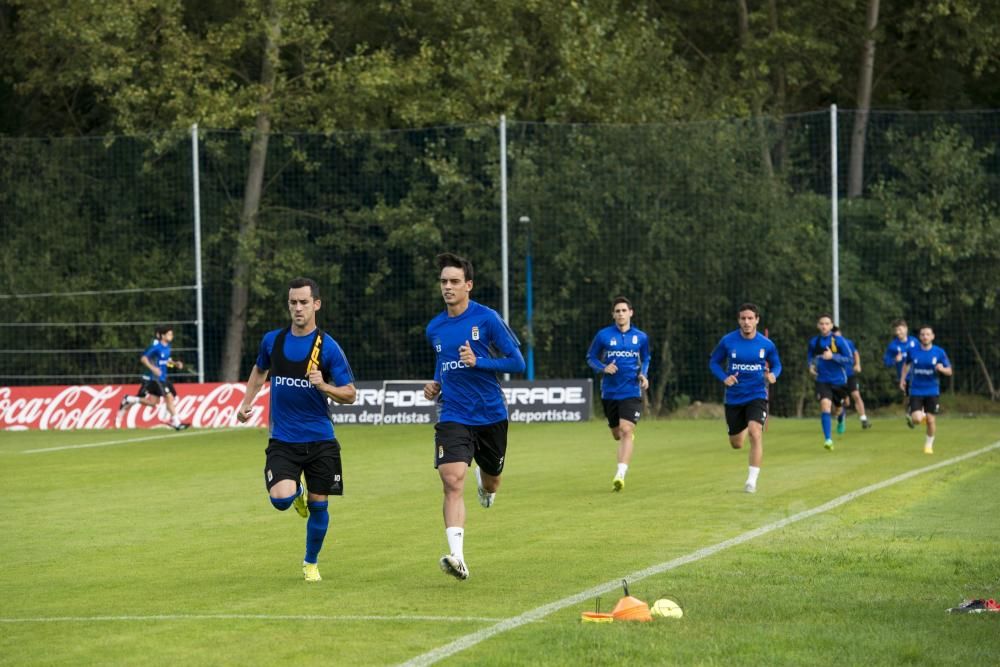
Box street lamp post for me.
[519,215,535,380]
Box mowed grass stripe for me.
[399,438,1000,667]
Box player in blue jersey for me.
[117,325,191,430]
[709,303,781,494]
[236,277,357,583]
[423,253,525,581]
[899,325,952,454]
[807,314,852,450]
[883,318,919,390]
[832,327,871,432]
[586,297,650,492]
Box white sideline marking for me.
[21,428,232,454]
[0,614,504,624]
[401,439,1000,667]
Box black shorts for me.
[725,399,768,436]
[815,382,850,407]
[845,376,860,393]
[908,395,940,415]
[602,398,643,428]
[434,420,508,476]
[138,378,176,398]
[265,438,343,496]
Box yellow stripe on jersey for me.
[305,333,322,375]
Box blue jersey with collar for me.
[426,300,525,426]
[586,324,650,400]
[142,339,173,381]
[255,328,355,443]
[883,335,918,381]
[807,334,851,386]
[907,345,950,397]
[709,330,782,405]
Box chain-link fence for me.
[2,110,998,415]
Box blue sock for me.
[304,501,329,564]
[821,412,832,440]
[837,411,845,424]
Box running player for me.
[236,277,357,582]
[709,303,782,493]
[807,314,852,450]
[833,326,871,432]
[900,325,952,454]
[586,297,650,492]
[423,253,525,581]
[883,318,918,390]
[117,325,190,430]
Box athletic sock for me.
[925,435,935,448]
[304,500,329,564]
[269,492,297,511]
[837,412,845,424]
[616,463,628,478]
[746,466,760,486]
[860,415,868,423]
[445,526,464,561]
[821,412,832,440]
[123,395,140,406]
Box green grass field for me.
[2,417,999,666]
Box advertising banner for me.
[0,379,591,431]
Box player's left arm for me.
[473,315,526,374]
[935,349,953,376]
[310,338,357,404]
[638,333,650,390]
[766,342,782,383]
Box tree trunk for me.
[736,0,774,179]
[847,0,879,198]
[767,0,787,172]
[219,2,281,381]
[651,331,672,416]
[966,331,998,400]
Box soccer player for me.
[117,325,190,430]
[586,297,650,492]
[423,253,525,581]
[900,325,952,454]
[807,314,852,450]
[709,303,781,494]
[236,277,357,583]
[833,326,871,431]
[883,318,919,390]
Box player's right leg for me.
[435,423,475,580]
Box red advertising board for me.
[0,383,271,431]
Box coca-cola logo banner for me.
[0,383,271,431]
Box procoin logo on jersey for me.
[471,326,480,341]
[273,375,312,388]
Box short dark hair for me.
[288,277,320,299]
[817,312,834,322]
[154,325,173,338]
[436,252,474,282]
[612,296,632,311]
[918,325,934,334]
[891,318,907,328]
[737,303,759,318]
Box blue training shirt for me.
[709,330,782,405]
[255,328,355,443]
[807,333,851,386]
[907,345,951,397]
[883,335,918,381]
[427,300,525,426]
[142,339,173,381]
[586,324,651,400]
